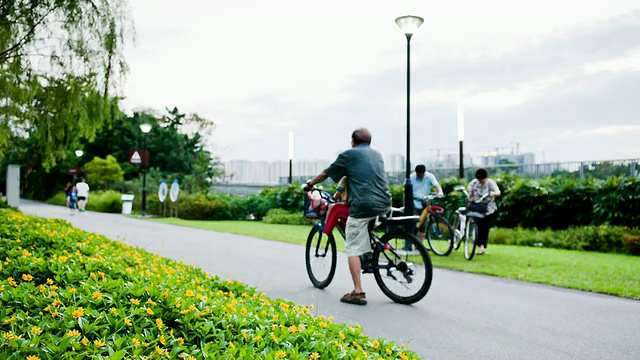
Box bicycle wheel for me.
[305,226,337,288]
[464,218,478,260]
[426,214,454,256]
[372,230,433,304]
[451,216,463,251]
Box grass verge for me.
[151,218,640,300]
[0,209,419,359]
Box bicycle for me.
[450,186,489,260]
[304,188,433,304]
[415,194,454,257]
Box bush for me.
[263,208,312,225]
[85,190,123,213]
[490,225,640,255]
[45,191,68,206]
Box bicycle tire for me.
[372,230,433,304]
[464,218,477,260]
[305,226,337,288]
[451,216,463,251]
[426,214,454,256]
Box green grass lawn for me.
[151,218,640,300]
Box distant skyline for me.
[121,0,640,165]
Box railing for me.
[214,158,639,193]
[385,158,639,184]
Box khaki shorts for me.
[345,216,375,256]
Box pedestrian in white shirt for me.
[75,178,90,212]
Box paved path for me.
[17,200,640,360]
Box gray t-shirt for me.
[323,144,391,218]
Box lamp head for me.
[395,15,424,35]
[139,123,152,133]
[75,150,84,157]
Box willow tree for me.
[0,0,133,170]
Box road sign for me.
[158,180,168,203]
[68,167,81,175]
[129,150,149,165]
[169,180,180,202]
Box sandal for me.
[340,291,367,305]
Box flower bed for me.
[0,209,419,359]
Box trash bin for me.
[121,194,135,215]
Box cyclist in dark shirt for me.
[304,128,391,305]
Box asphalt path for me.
[17,200,640,360]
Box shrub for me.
[263,208,312,225]
[85,190,123,214]
[46,191,68,206]
[490,225,640,255]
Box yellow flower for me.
[386,348,393,355]
[399,352,409,360]
[177,337,184,345]
[124,318,133,326]
[327,316,334,323]
[8,277,17,286]
[26,356,40,360]
[110,308,118,315]
[372,340,379,349]
[146,308,154,315]
[30,326,42,335]
[46,278,53,285]
[72,307,85,319]
[160,335,166,345]
[94,339,105,348]
[130,298,140,305]
[147,299,157,306]
[69,288,77,294]
[270,333,278,343]
[131,338,140,346]
[156,318,163,331]
[67,330,81,337]
[52,299,61,307]
[229,341,235,349]
[253,335,262,341]
[92,292,102,299]
[289,325,297,333]
[275,350,287,359]
[309,353,320,360]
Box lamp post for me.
[73,150,84,178]
[139,123,152,217]
[288,131,294,184]
[395,15,424,216]
[457,101,465,179]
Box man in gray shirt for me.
[304,128,391,305]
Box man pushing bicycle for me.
[304,128,391,305]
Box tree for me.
[83,155,124,190]
[0,0,133,168]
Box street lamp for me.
[139,123,152,217]
[458,101,465,179]
[288,131,294,184]
[395,15,424,216]
[75,150,84,157]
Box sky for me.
[121,0,640,165]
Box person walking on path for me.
[75,178,90,212]
[304,128,391,305]
[64,182,73,208]
[68,185,78,215]
[467,168,501,255]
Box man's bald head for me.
[351,128,372,145]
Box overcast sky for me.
[121,0,640,165]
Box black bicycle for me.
[304,189,433,304]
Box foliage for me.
[82,108,224,192]
[0,209,420,359]
[491,225,640,256]
[0,0,133,167]
[262,208,312,225]
[83,155,125,190]
[85,191,124,214]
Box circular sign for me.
[169,180,180,203]
[158,180,168,203]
